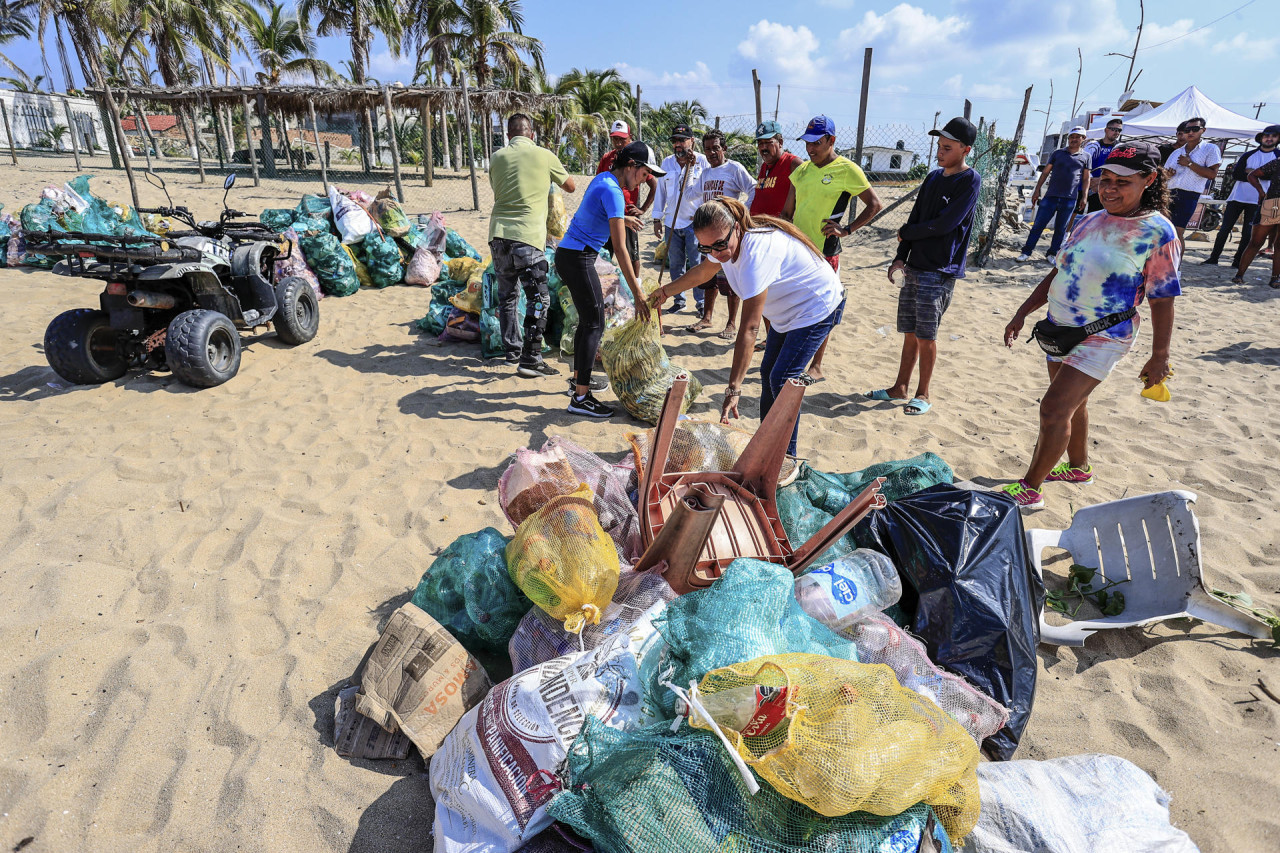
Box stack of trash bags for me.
[415,247,668,371]
[332,416,1200,853]
[6,175,150,269]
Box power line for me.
[1137,0,1259,51]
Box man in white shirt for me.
[1163,117,1222,249]
[652,123,709,312]
[1204,124,1278,267]
[689,129,756,337]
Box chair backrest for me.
[1057,490,1201,592]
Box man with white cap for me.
[1018,126,1091,262]
[597,119,656,269]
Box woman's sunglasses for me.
[697,234,733,253]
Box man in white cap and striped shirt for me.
[1018,126,1091,263]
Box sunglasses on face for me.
[697,233,733,253]
[1182,126,1204,133]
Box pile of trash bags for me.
[333,410,1199,853]
[4,175,150,269]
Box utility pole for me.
[1069,48,1083,122]
[1033,79,1054,153]
[774,84,780,120]
[1255,103,1267,119]
[926,110,940,165]
[751,69,762,126]
[1105,0,1145,95]
[854,48,872,167]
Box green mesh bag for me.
[298,231,359,297]
[778,454,954,566]
[292,215,331,236]
[360,227,404,288]
[416,280,464,336]
[409,527,532,656]
[547,716,955,853]
[260,209,295,232]
[444,227,481,260]
[294,193,331,221]
[649,558,857,717]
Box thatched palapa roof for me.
[84,83,570,115]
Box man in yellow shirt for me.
[489,113,576,375]
[782,115,882,381]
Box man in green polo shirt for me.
[489,113,576,375]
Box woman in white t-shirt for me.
[652,196,844,455]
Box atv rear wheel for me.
[44,308,127,384]
[274,276,320,345]
[165,310,242,387]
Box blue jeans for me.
[1022,196,1077,255]
[759,301,843,456]
[666,224,703,311]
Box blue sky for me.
[5,0,1269,140]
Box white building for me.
[0,89,108,154]
[839,142,920,176]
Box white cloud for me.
[1211,32,1278,62]
[614,61,715,89]
[1140,19,1211,51]
[369,50,414,82]
[737,20,828,82]
[843,3,968,53]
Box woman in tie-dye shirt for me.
[999,140,1180,509]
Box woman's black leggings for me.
[554,246,606,388]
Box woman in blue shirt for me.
[556,141,661,418]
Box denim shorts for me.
[1169,189,1200,228]
[896,267,955,341]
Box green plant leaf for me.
[1069,564,1096,587]
[1102,592,1126,616]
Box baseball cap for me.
[928,117,977,147]
[619,141,667,176]
[609,120,630,138]
[1067,125,1087,137]
[798,115,836,142]
[1099,140,1161,176]
[755,119,782,140]
[670,123,694,140]
[1256,124,1280,143]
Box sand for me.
[0,163,1277,853]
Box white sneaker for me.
[1016,253,1031,262]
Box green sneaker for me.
[999,479,1045,509]
[1044,462,1094,484]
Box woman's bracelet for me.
[725,386,741,398]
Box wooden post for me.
[774,84,780,120]
[714,115,720,130]
[0,101,19,165]
[308,98,328,193]
[324,140,330,169]
[975,86,1033,269]
[61,98,82,170]
[752,69,762,127]
[636,84,642,141]
[189,104,206,182]
[240,92,260,186]
[421,95,433,186]
[102,87,140,209]
[277,106,293,171]
[964,99,972,121]
[383,86,405,202]
[95,94,121,168]
[255,92,276,178]
[854,47,872,167]
[130,100,154,170]
[460,75,480,211]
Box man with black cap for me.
[864,117,981,416]
[1205,123,1278,267]
[652,123,709,313]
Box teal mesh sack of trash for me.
[410,527,532,656]
[298,231,359,297]
[648,558,857,717]
[416,280,464,336]
[292,215,332,236]
[547,716,955,853]
[67,175,147,237]
[0,206,9,266]
[294,193,331,221]
[778,454,954,566]
[360,227,404,288]
[445,227,482,260]
[260,209,295,232]
[479,263,518,359]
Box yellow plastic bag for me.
[689,653,981,840]
[547,185,568,240]
[445,256,484,284]
[654,239,668,263]
[449,265,486,314]
[506,485,620,634]
[343,244,374,288]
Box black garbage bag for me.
[854,483,1043,760]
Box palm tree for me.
[0,72,46,91]
[405,0,460,169]
[558,67,631,162]
[0,0,34,75]
[298,0,402,167]
[243,2,330,85]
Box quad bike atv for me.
[31,172,320,388]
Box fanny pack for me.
[1031,308,1136,357]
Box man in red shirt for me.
[597,120,655,263]
[750,120,802,216]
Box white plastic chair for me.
[1024,490,1270,647]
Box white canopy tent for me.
[1116,86,1269,140]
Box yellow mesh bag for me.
[450,265,487,314]
[689,653,980,840]
[506,485,621,635]
[342,244,373,288]
[445,256,484,284]
[547,185,568,240]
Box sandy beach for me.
[0,163,1277,852]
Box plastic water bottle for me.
[675,685,792,737]
[794,549,902,630]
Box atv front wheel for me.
[165,310,242,387]
[44,308,127,384]
[274,277,320,345]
